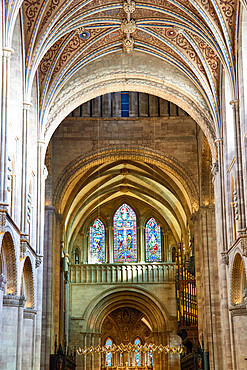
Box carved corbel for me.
[242,288,247,309]
[241,238,247,257]
[35,255,43,268]
[0,274,7,291]
[0,204,8,235]
[221,252,229,266]
[20,236,29,260]
[211,161,219,177]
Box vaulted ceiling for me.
[4,0,245,141]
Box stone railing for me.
[69,263,175,284]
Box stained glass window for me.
[114,204,137,262]
[148,350,153,366]
[105,338,113,366]
[89,219,105,263]
[134,338,141,366]
[145,218,161,262]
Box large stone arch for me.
[84,286,172,334]
[21,256,35,308]
[42,52,217,160]
[231,252,247,305]
[0,232,17,294]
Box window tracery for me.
[114,204,137,262]
[145,218,161,262]
[134,338,141,366]
[105,338,113,366]
[89,219,105,263]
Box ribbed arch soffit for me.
[83,287,169,333]
[54,148,198,246]
[3,0,242,144]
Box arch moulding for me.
[42,52,217,160]
[82,286,172,334]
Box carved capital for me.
[35,255,43,268]
[3,294,26,307]
[211,161,219,176]
[0,204,8,235]
[241,238,247,257]
[243,288,247,309]
[120,19,137,34]
[123,0,136,14]
[221,252,229,266]
[20,236,28,260]
[0,274,7,291]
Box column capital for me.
[0,274,7,291]
[229,99,239,107]
[23,101,32,110]
[2,47,14,58]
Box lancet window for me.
[114,203,137,262]
[134,338,141,366]
[145,218,161,262]
[89,219,105,263]
[105,338,113,366]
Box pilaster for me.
[230,99,246,234]
[20,101,32,234]
[0,47,14,204]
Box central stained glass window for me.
[89,219,105,263]
[114,204,137,262]
[134,338,141,366]
[145,218,161,261]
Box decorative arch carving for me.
[22,256,35,308]
[0,232,17,294]
[83,286,170,334]
[231,253,247,305]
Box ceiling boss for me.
[121,1,137,53]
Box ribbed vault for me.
[53,148,198,249]
[4,0,244,150]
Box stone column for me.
[41,206,62,369]
[36,140,46,255]
[22,309,36,369]
[0,47,13,204]
[230,100,246,233]
[140,226,145,262]
[0,274,7,354]
[213,140,234,369]
[20,102,31,234]
[109,226,114,262]
[0,295,26,369]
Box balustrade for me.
[70,263,175,284]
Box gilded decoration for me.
[18,0,237,124]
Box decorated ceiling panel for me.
[4,0,242,137]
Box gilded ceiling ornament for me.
[123,0,136,14]
[120,19,137,34]
[76,26,85,34]
[122,37,135,53]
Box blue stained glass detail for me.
[89,219,105,263]
[105,338,113,366]
[121,92,129,117]
[114,204,137,262]
[134,338,141,366]
[145,218,161,262]
[148,350,153,366]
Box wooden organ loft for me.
[176,244,209,370]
